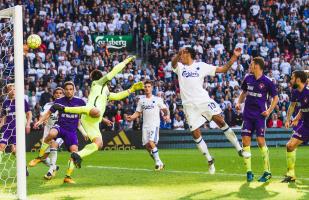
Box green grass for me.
[5,147,309,199]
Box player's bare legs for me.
[282,138,303,183]
[212,114,250,158]
[191,128,215,174]
[145,141,164,170]
[29,128,58,167]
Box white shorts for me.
[183,101,222,131]
[43,125,64,147]
[142,126,159,146]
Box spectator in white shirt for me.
[173,114,184,130]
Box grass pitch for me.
[7,147,309,199]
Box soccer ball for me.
[27,34,41,49]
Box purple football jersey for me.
[1,99,30,129]
[241,74,278,120]
[298,86,309,126]
[49,96,85,130]
[291,89,301,117]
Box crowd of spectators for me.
[0,0,308,131]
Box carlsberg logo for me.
[95,35,132,50]
[97,38,127,49]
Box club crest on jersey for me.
[259,83,265,89]
[182,70,199,78]
[304,97,308,104]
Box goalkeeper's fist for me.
[124,55,136,64]
[130,81,144,93]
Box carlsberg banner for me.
[94,35,133,51]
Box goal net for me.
[0,6,26,200]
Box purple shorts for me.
[292,123,309,143]
[0,127,16,145]
[52,124,78,150]
[241,118,266,137]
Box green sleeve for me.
[108,90,130,101]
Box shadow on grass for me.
[58,196,83,200]
[289,180,309,200]
[213,182,279,200]
[177,189,211,200]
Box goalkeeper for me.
[53,56,144,183]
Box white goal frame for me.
[0,5,26,200]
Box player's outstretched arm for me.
[102,118,113,126]
[126,112,141,122]
[285,102,296,128]
[96,56,136,86]
[171,50,184,69]
[216,48,242,74]
[291,110,302,127]
[34,111,51,129]
[108,82,144,101]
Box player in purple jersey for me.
[28,81,87,183]
[0,84,32,176]
[282,70,309,183]
[236,57,279,182]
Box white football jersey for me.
[136,95,167,128]
[41,102,58,128]
[173,61,216,105]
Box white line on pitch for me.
[86,165,309,181]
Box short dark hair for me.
[292,70,307,83]
[253,57,265,70]
[144,80,153,86]
[90,70,103,81]
[185,47,196,59]
[64,81,75,89]
[53,87,64,94]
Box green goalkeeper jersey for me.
[88,81,109,117]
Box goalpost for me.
[0,6,26,200]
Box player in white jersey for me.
[171,47,250,174]
[127,80,169,170]
[39,87,64,179]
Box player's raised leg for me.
[212,115,250,158]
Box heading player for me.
[236,57,278,182]
[127,80,170,170]
[171,47,250,174]
[282,70,309,183]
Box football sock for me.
[221,124,242,151]
[260,145,270,173]
[66,159,75,177]
[243,146,252,172]
[0,151,3,163]
[64,106,92,115]
[39,142,49,158]
[48,148,58,173]
[194,136,212,161]
[286,150,296,177]
[151,147,162,164]
[78,143,98,158]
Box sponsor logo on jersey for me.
[60,113,79,119]
[182,70,199,78]
[141,104,155,110]
[259,83,265,89]
[104,130,136,150]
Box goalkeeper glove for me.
[130,82,144,93]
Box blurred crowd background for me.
[0,0,308,131]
